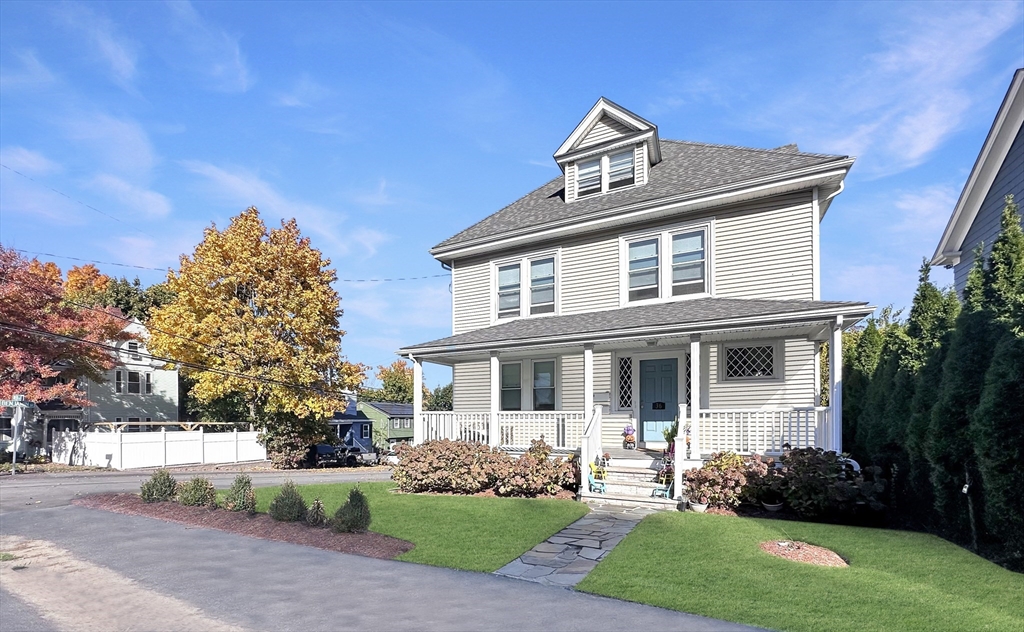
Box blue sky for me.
[1,1,1022,388]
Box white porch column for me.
[412,356,424,446]
[583,344,594,417]
[489,351,500,447]
[829,316,843,453]
[689,334,702,455]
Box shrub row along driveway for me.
[0,505,758,631]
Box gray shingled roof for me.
[433,140,847,251]
[401,298,870,353]
[364,402,413,417]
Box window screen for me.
[608,150,635,190]
[530,258,555,314]
[577,159,601,196]
[672,231,705,296]
[628,239,659,301]
[497,264,521,318]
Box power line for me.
[0,163,160,241]
[0,321,353,400]
[9,248,449,283]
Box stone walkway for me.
[494,504,657,587]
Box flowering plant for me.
[622,424,635,436]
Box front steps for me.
[583,458,682,511]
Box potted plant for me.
[683,467,719,513]
[622,424,636,450]
[690,494,709,513]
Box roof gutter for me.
[430,159,854,260]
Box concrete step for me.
[583,492,681,511]
[602,465,664,483]
[603,479,671,497]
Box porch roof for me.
[399,298,872,357]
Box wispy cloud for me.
[353,178,394,207]
[891,185,960,236]
[275,73,329,107]
[166,1,251,93]
[62,114,157,179]
[349,227,392,258]
[87,174,172,218]
[526,159,557,169]
[180,160,346,249]
[55,3,138,88]
[0,147,61,175]
[0,50,56,90]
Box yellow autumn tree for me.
[148,207,364,465]
[64,264,112,307]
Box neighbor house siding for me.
[705,338,817,408]
[578,116,633,149]
[452,258,491,334]
[453,360,490,411]
[953,124,1024,294]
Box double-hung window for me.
[128,341,141,360]
[608,150,635,190]
[532,360,556,411]
[495,255,557,320]
[623,222,711,304]
[574,149,637,198]
[577,158,602,197]
[500,363,522,411]
[145,373,152,394]
[127,371,141,394]
[115,370,124,393]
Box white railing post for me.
[199,426,205,464]
[161,427,167,467]
[234,428,239,463]
[583,344,594,421]
[689,334,702,460]
[489,351,500,447]
[412,356,424,446]
[829,316,844,453]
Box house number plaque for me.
[652,402,666,410]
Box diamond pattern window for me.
[617,357,632,409]
[724,345,776,379]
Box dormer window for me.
[575,149,636,198]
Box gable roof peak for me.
[553,97,662,167]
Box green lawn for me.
[253,482,588,572]
[578,512,1023,632]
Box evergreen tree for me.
[970,329,1024,569]
[426,383,453,411]
[982,195,1024,331]
[903,335,951,528]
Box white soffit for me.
[932,69,1024,267]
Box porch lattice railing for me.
[422,412,490,444]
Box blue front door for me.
[639,358,678,443]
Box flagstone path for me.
[494,504,658,587]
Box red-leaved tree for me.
[0,246,130,406]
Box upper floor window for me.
[495,254,557,320]
[621,221,712,305]
[575,148,636,198]
[127,341,141,360]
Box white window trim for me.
[618,218,715,307]
[499,358,562,412]
[611,349,693,416]
[490,249,561,324]
[719,340,785,382]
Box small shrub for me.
[307,498,328,527]
[683,451,747,508]
[526,438,553,460]
[493,452,572,497]
[706,451,746,471]
[140,469,177,503]
[177,477,218,507]
[268,480,307,522]
[741,454,782,504]
[224,474,256,513]
[779,448,887,520]
[392,440,509,494]
[331,487,371,533]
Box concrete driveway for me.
[0,470,759,631]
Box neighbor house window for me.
[495,254,558,320]
[115,370,123,393]
[608,150,635,190]
[723,344,778,380]
[145,373,152,394]
[530,258,555,314]
[622,223,712,304]
[404,419,411,429]
[128,341,140,360]
[127,371,141,394]
[532,360,556,411]
[500,363,522,411]
[577,158,601,197]
[393,419,400,429]
[361,424,371,439]
[627,238,659,301]
[497,264,521,318]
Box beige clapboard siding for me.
[565,162,577,203]
[561,238,619,314]
[561,352,611,411]
[715,195,814,300]
[706,339,817,408]
[453,360,490,411]
[578,116,633,149]
[635,143,647,186]
[452,258,491,334]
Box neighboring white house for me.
[398,98,873,505]
[933,68,1024,295]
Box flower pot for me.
[690,502,708,513]
[761,501,783,512]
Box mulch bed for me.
[759,540,848,567]
[73,493,414,560]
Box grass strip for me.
[578,512,1024,632]
[254,482,588,572]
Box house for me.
[398,98,873,505]
[357,401,414,446]
[933,68,1024,294]
[330,401,376,453]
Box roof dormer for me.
[554,98,662,203]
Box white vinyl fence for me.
[51,429,266,470]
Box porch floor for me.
[602,446,664,462]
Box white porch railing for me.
[695,407,831,456]
[498,411,586,449]
[422,412,491,444]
